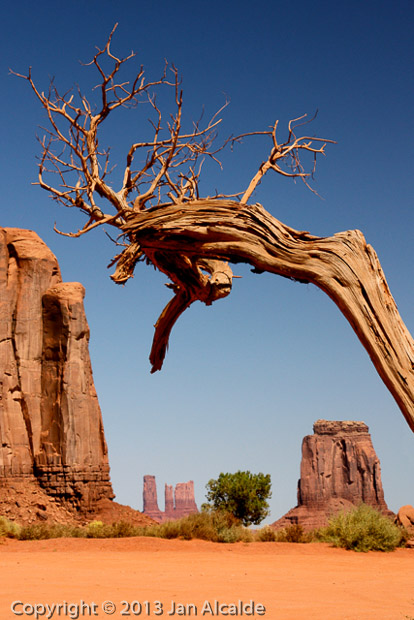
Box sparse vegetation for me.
[255,524,311,543]
[255,526,278,542]
[1,511,252,543]
[142,510,253,543]
[315,504,405,552]
[0,504,409,549]
[18,522,85,541]
[0,516,21,539]
[277,524,311,543]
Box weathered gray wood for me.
[116,199,414,432]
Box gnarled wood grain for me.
[116,199,414,431]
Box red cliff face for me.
[0,228,113,513]
[142,477,198,522]
[272,419,391,530]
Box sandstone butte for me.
[0,227,153,526]
[143,475,199,522]
[272,419,393,531]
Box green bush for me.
[0,516,21,539]
[317,504,404,552]
[204,471,271,526]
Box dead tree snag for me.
[12,26,414,431]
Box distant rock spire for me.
[142,476,198,522]
[142,475,163,521]
[173,481,198,518]
[164,484,174,515]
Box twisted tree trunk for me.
[116,199,414,432]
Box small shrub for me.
[216,527,241,543]
[18,523,53,540]
[18,520,143,540]
[140,510,252,543]
[266,524,311,543]
[206,509,252,543]
[139,524,162,538]
[0,516,21,539]
[49,524,85,538]
[85,520,111,538]
[107,521,139,538]
[157,520,184,539]
[317,504,403,552]
[284,524,309,543]
[18,523,84,540]
[255,526,277,542]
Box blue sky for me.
[1,0,413,522]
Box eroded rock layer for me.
[0,228,113,513]
[272,419,391,530]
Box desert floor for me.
[0,538,413,620]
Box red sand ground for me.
[0,537,413,619]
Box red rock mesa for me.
[272,419,391,530]
[142,475,198,522]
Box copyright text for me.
[11,599,266,617]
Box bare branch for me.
[54,212,123,238]
[13,30,238,234]
[15,29,333,236]
[240,117,336,203]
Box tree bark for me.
[119,199,414,432]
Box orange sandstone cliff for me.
[0,227,114,521]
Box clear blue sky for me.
[1,0,413,523]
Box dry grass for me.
[1,504,409,551]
